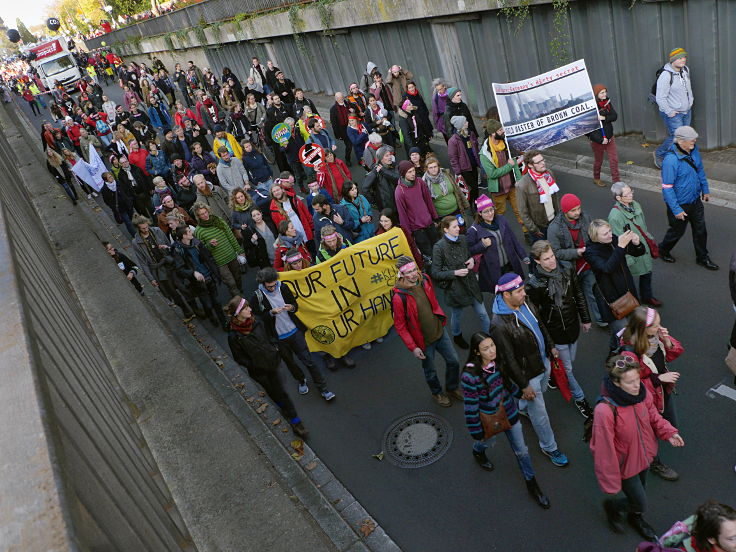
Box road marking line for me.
[708,383,736,402]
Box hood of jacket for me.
[366,62,377,76]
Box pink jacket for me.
[622,336,684,413]
[447,131,480,175]
[590,391,678,494]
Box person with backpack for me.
[639,500,736,552]
[654,48,694,168]
[620,306,684,482]
[392,255,461,407]
[461,331,550,509]
[590,355,684,542]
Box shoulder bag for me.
[480,403,512,438]
[614,206,659,259]
[605,244,640,320]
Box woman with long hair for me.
[274,220,311,272]
[269,183,313,246]
[340,180,375,242]
[462,332,549,508]
[46,148,79,204]
[620,306,683,482]
[376,208,422,269]
[224,296,308,437]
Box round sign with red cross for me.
[298,143,326,168]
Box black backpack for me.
[649,66,688,98]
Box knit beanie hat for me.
[369,132,382,145]
[560,193,581,214]
[475,194,494,212]
[668,47,687,63]
[446,87,461,101]
[592,84,607,98]
[451,115,467,130]
[409,146,421,156]
[495,272,524,294]
[398,160,414,178]
[485,119,502,135]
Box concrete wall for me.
[89,0,736,150]
[0,106,193,551]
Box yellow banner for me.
[279,228,413,357]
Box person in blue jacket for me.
[147,96,172,134]
[340,180,375,243]
[658,125,718,271]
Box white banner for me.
[493,59,601,153]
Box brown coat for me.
[386,69,414,112]
[515,170,562,235]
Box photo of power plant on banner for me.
[493,59,601,155]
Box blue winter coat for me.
[145,150,171,178]
[147,102,172,131]
[661,144,709,216]
[241,151,273,184]
[340,195,375,242]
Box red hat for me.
[560,193,581,214]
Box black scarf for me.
[533,264,567,308]
[602,374,647,407]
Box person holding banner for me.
[516,150,562,243]
[431,216,490,349]
[587,84,620,187]
[479,119,526,239]
[392,255,461,407]
[274,221,311,272]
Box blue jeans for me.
[555,342,585,402]
[450,300,490,336]
[578,269,603,325]
[473,420,535,481]
[518,357,558,452]
[421,329,460,395]
[655,110,692,161]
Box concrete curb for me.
[5,103,400,552]
[543,149,736,211]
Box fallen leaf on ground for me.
[291,451,304,460]
[332,498,342,506]
[304,461,317,470]
[291,440,304,454]
[371,451,384,461]
[256,403,268,414]
[258,391,266,397]
[641,143,650,147]
[234,383,246,390]
[271,418,281,426]
[625,161,634,165]
[246,397,255,403]
[281,427,289,433]
[359,519,376,537]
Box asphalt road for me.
[14,79,736,552]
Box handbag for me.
[480,403,512,438]
[725,346,736,377]
[550,357,572,402]
[608,291,639,320]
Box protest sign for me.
[271,122,291,145]
[279,228,413,356]
[492,59,600,154]
[71,143,106,191]
[298,142,326,168]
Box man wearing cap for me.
[479,119,526,237]
[490,272,569,467]
[392,255,461,407]
[658,126,718,270]
[516,150,562,243]
[546,193,604,326]
[654,48,694,168]
[212,125,242,160]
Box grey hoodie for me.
[655,63,693,115]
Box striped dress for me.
[461,363,520,440]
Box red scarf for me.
[230,316,254,335]
[527,168,559,202]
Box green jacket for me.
[479,138,521,194]
[607,200,653,276]
[194,216,244,266]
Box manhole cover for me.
[382,412,453,468]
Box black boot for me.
[627,512,657,542]
[453,334,469,349]
[574,398,593,419]
[525,477,550,509]
[603,498,624,533]
[472,448,494,471]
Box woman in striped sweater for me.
[462,331,550,509]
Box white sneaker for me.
[375,337,384,343]
[92,191,99,197]
[87,194,92,199]
[298,380,308,395]
[321,390,335,401]
[361,343,372,350]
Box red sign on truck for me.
[29,40,64,60]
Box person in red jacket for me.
[620,306,684,482]
[391,255,461,407]
[127,139,150,176]
[317,150,352,202]
[64,116,83,155]
[590,354,684,542]
[269,183,314,250]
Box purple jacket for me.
[432,92,448,135]
[448,132,480,175]
[395,177,438,233]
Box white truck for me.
[28,38,82,92]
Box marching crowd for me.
[3,43,734,549]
